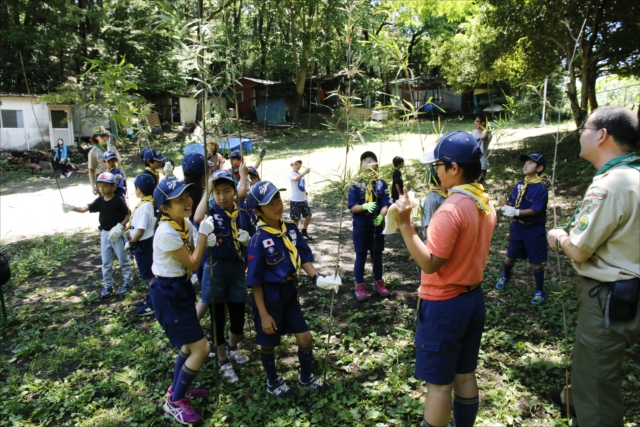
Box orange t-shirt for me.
[419,193,497,301]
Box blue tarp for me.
[183,143,204,156]
[256,98,287,126]
[219,137,253,153]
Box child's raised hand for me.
[394,187,413,225]
[198,216,215,236]
[238,162,248,178]
[261,314,278,334]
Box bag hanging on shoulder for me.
[608,278,639,322]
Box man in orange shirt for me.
[395,131,497,427]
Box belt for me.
[463,283,482,293]
[516,219,534,225]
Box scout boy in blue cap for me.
[103,150,127,199]
[141,148,166,186]
[246,181,330,399]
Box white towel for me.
[316,274,342,292]
[383,191,418,235]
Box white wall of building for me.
[0,96,50,151]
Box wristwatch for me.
[556,236,564,252]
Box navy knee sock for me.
[298,346,313,383]
[502,262,514,281]
[453,394,479,427]
[354,252,367,284]
[172,350,189,391]
[171,363,198,401]
[260,347,278,385]
[533,268,545,293]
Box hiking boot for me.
[495,275,508,290]
[135,303,155,316]
[301,229,314,241]
[220,361,239,384]
[168,385,208,399]
[163,395,201,425]
[298,374,330,393]
[267,376,297,399]
[372,279,390,297]
[226,341,249,365]
[100,286,113,298]
[531,291,546,305]
[115,283,132,296]
[354,283,370,301]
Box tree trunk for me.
[292,68,307,123]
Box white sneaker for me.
[66,171,73,177]
[220,362,239,383]
[226,346,249,364]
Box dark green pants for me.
[572,276,640,426]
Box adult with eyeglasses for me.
[547,106,640,426]
[471,113,492,183]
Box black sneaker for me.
[135,304,155,316]
[115,283,132,296]
[298,374,330,393]
[267,376,297,399]
[301,229,314,241]
[100,286,113,298]
[133,300,146,308]
[547,389,576,417]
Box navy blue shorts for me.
[201,256,247,304]
[414,286,486,385]
[149,276,205,348]
[289,200,312,221]
[507,221,548,264]
[252,282,309,347]
[133,238,154,281]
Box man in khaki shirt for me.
[548,106,640,426]
[88,126,121,195]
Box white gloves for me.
[108,223,124,242]
[316,274,342,292]
[163,162,174,176]
[206,233,217,247]
[503,206,520,217]
[237,230,251,246]
[62,203,75,213]
[198,216,215,236]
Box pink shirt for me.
[419,193,496,301]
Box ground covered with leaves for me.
[1,127,639,426]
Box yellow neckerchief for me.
[448,183,492,215]
[514,176,543,209]
[430,188,448,199]
[159,215,193,274]
[126,196,154,233]
[223,204,243,260]
[145,167,159,183]
[257,219,301,277]
[365,180,374,203]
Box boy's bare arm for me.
[252,286,277,334]
[194,191,208,225]
[301,262,317,278]
[75,205,90,213]
[291,169,309,182]
[130,228,145,243]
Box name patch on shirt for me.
[263,238,274,248]
[585,187,607,200]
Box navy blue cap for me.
[143,148,165,162]
[153,177,193,211]
[360,151,378,163]
[182,152,206,176]
[211,169,235,186]
[134,174,156,194]
[248,167,259,177]
[246,181,286,210]
[420,131,481,164]
[103,150,118,161]
[229,149,242,159]
[96,172,116,184]
[519,153,547,169]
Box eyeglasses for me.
[433,162,446,168]
[577,126,598,135]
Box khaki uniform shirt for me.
[569,165,640,282]
[88,146,108,177]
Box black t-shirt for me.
[391,169,403,201]
[88,196,129,231]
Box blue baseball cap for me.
[229,149,242,159]
[420,131,481,165]
[211,169,235,186]
[103,150,118,161]
[246,181,286,210]
[143,148,165,162]
[134,174,156,194]
[96,172,116,184]
[182,152,206,176]
[248,167,259,177]
[153,177,193,211]
[520,153,547,170]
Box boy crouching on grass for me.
[149,177,217,425]
[62,172,133,298]
[246,181,330,399]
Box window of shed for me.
[0,110,24,128]
[51,110,68,128]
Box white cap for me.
[290,156,303,165]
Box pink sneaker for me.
[163,395,202,425]
[373,279,390,297]
[168,385,209,399]
[354,283,370,301]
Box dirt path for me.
[0,125,565,244]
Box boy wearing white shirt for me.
[288,157,314,240]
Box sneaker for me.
[495,275,508,290]
[298,374,330,393]
[547,389,576,417]
[354,283,370,301]
[372,279,390,297]
[219,362,238,384]
[115,283,132,296]
[301,229,314,241]
[100,286,113,298]
[168,385,208,399]
[66,171,73,177]
[531,291,546,305]
[133,300,146,308]
[267,376,297,399]
[135,304,155,316]
[59,175,66,179]
[162,395,201,425]
[226,342,249,365]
